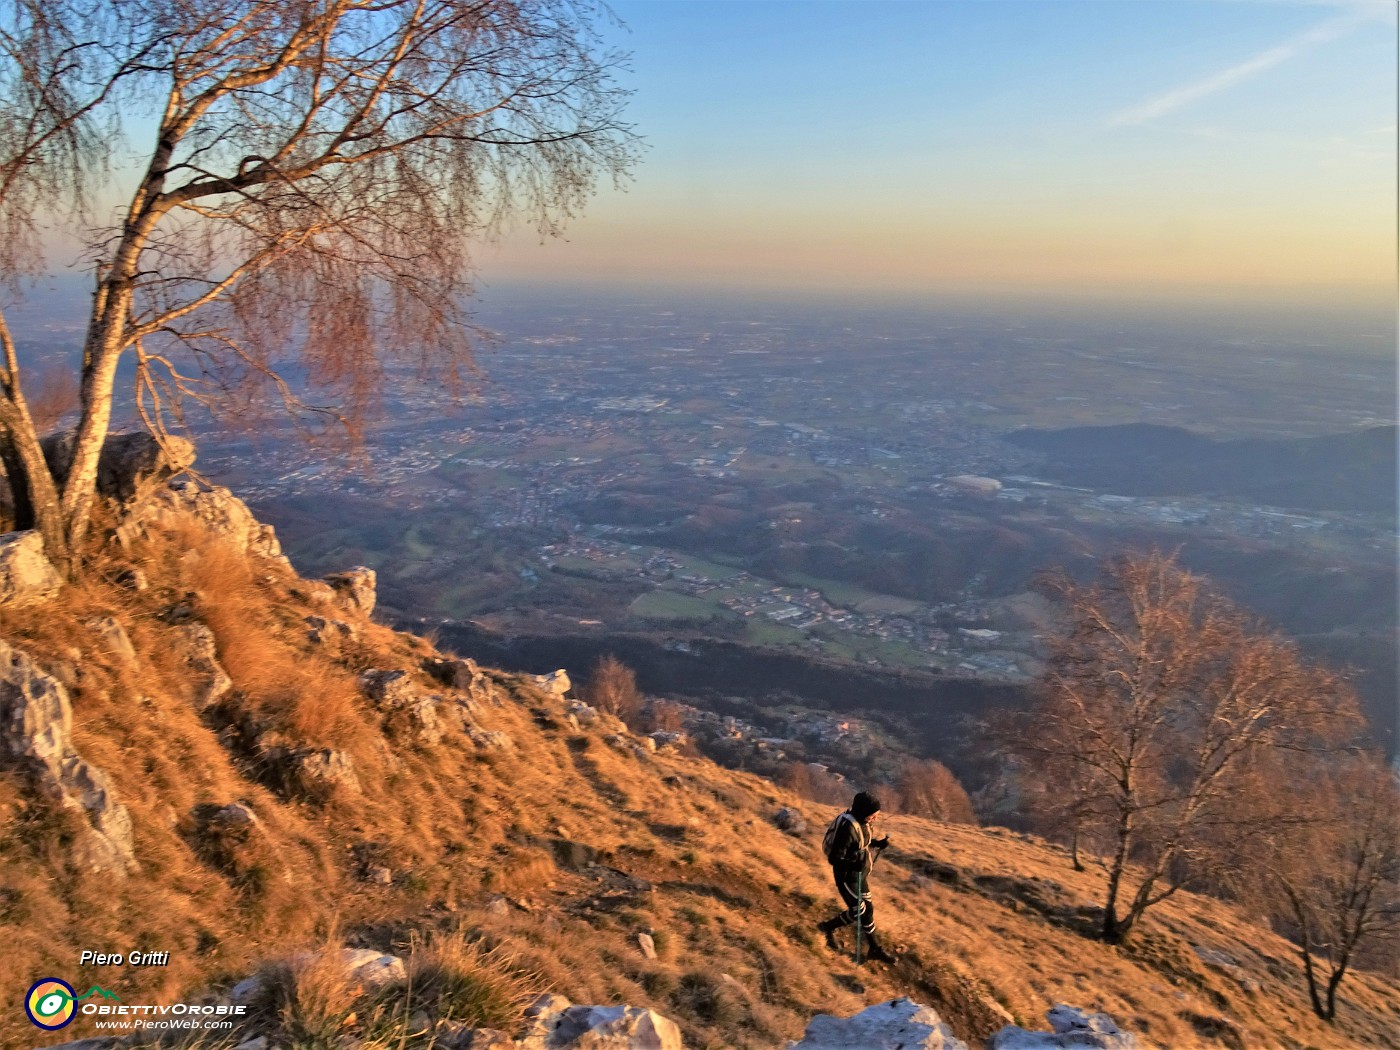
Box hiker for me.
[818,790,895,963]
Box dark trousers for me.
[830,864,875,933]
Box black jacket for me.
[827,812,877,875]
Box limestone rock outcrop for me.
[534,669,571,696]
[305,614,358,650]
[85,615,136,664]
[42,430,196,502]
[0,639,135,874]
[989,1005,1138,1049]
[517,993,683,1049]
[116,478,288,566]
[789,997,969,1049]
[0,530,63,606]
[773,806,807,835]
[181,622,233,710]
[360,668,450,745]
[324,566,377,616]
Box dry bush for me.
[243,949,361,1047]
[584,654,643,727]
[399,932,544,1031]
[778,762,850,807]
[896,758,977,824]
[673,968,748,1028]
[646,699,688,734]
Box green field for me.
[776,572,884,609]
[629,590,729,622]
[672,554,743,581]
[743,618,808,649]
[550,553,644,574]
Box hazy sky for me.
[484,0,1397,308]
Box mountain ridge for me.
[1005,424,1397,516]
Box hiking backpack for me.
[822,811,863,865]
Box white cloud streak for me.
[1108,7,1378,127]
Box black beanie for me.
[850,791,881,820]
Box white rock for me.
[791,998,968,1050]
[566,699,598,725]
[519,993,575,1042]
[182,622,232,709]
[116,478,290,568]
[535,669,571,696]
[324,567,377,616]
[545,1004,683,1049]
[637,933,657,960]
[1192,946,1239,969]
[0,639,134,874]
[989,1004,1137,1049]
[295,748,362,795]
[229,974,265,1005]
[339,948,406,990]
[0,530,62,606]
[84,615,136,664]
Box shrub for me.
[584,654,643,727]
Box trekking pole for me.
[853,868,864,965]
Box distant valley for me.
[192,291,1396,768]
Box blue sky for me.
[487,0,1397,307]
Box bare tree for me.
[1003,743,1101,871]
[0,0,636,573]
[779,760,849,808]
[584,653,641,725]
[895,757,975,824]
[1014,551,1359,944]
[1248,753,1400,1021]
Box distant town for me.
[196,291,1394,743]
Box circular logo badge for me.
[25,978,77,1030]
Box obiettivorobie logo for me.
[23,976,246,1033]
[24,978,120,1030]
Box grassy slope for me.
[0,511,1396,1050]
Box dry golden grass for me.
[0,508,1397,1050]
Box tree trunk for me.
[1302,950,1326,1020]
[1101,808,1134,943]
[0,397,72,573]
[1323,960,1348,1022]
[0,433,34,529]
[58,278,131,561]
[1292,901,1328,1021]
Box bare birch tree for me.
[1016,551,1359,944]
[1246,752,1400,1021]
[584,652,641,725]
[896,757,976,824]
[0,0,636,574]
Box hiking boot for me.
[817,918,842,953]
[863,931,896,964]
